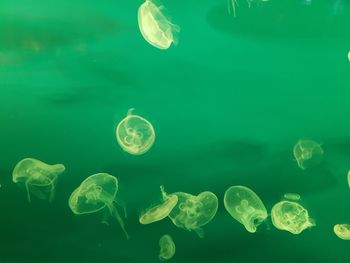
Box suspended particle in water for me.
[68,173,129,239]
[334,224,350,240]
[293,139,324,170]
[138,0,180,49]
[139,185,178,224]
[271,199,315,234]
[224,185,267,233]
[159,234,176,261]
[283,193,301,201]
[12,158,65,202]
[169,191,218,238]
[116,108,155,155]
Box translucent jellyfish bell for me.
[271,199,315,234]
[159,234,176,261]
[293,139,324,170]
[68,173,129,239]
[12,158,65,202]
[139,186,178,224]
[334,224,350,240]
[168,191,218,238]
[116,109,155,155]
[138,0,180,50]
[283,193,301,201]
[224,186,267,233]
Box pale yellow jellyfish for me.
[227,0,270,17]
[293,139,324,170]
[159,234,176,261]
[169,191,218,238]
[224,185,267,233]
[12,158,65,202]
[348,51,350,62]
[116,108,155,155]
[334,224,350,240]
[347,169,350,188]
[283,193,301,201]
[138,0,180,49]
[68,173,129,239]
[140,186,178,224]
[271,199,315,234]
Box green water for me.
[1,0,350,262]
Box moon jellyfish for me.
[140,186,178,224]
[12,158,65,202]
[283,193,301,201]
[227,0,269,17]
[334,224,350,240]
[169,191,218,238]
[224,186,267,233]
[68,173,129,239]
[347,170,350,188]
[116,108,155,155]
[293,139,324,170]
[159,234,176,261]
[138,0,180,49]
[271,199,315,234]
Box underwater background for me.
[1,0,350,262]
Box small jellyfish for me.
[68,173,129,239]
[271,199,315,234]
[227,0,269,17]
[347,169,350,188]
[224,186,267,233]
[293,139,324,170]
[283,193,301,201]
[140,186,178,224]
[334,224,350,240]
[138,0,180,50]
[169,191,218,238]
[116,108,155,155]
[348,51,350,61]
[159,234,176,261]
[12,158,65,202]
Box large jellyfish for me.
[224,185,267,233]
[334,224,350,240]
[159,234,176,261]
[139,185,178,224]
[271,199,315,234]
[293,139,324,170]
[168,191,218,238]
[12,158,65,202]
[138,0,180,49]
[68,173,129,239]
[116,108,155,155]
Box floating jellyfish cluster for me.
[4,1,350,261]
[7,132,350,261]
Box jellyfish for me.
[168,191,218,238]
[116,108,155,155]
[224,185,267,233]
[334,224,350,240]
[139,186,178,224]
[12,158,65,202]
[293,139,324,170]
[283,193,301,201]
[68,173,129,239]
[348,51,350,62]
[271,199,315,234]
[227,0,269,17]
[347,169,350,188]
[138,0,180,49]
[159,234,176,261]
